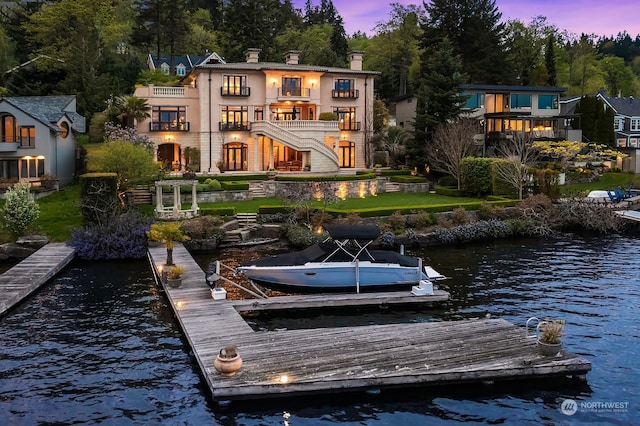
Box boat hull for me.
[237,261,426,292]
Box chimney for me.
[244,48,261,63]
[348,50,364,71]
[285,50,300,65]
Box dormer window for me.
[160,62,170,75]
[176,64,186,76]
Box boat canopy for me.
[322,224,380,241]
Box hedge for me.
[201,206,236,216]
[390,175,426,183]
[434,186,464,197]
[325,199,518,218]
[258,205,288,214]
[220,181,250,190]
[275,173,376,182]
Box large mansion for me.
[134,49,379,174]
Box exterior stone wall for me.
[152,179,429,205]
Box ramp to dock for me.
[149,244,591,402]
[0,243,76,316]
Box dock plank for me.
[149,244,591,402]
[0,243,75,316]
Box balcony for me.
[0,141,19,152]
[277,87,311,101]
[339,122,361,131]
[219,122,250,131]
[149,122,190,132]
[332,89,359,99]
[152,86,185,97]
[221,87,251,97]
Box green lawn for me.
[0,172,637,243]
[199,191,480,214]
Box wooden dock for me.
[0,243,75,316]
[150,244,592,402]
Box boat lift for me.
[206,260,269,299]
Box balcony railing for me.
[332,89,359,99]
[221,87,251,97]
[339,122,361,131]
[0,141,19,152]
[219,122,250,131]
[277,88,311,98]
[149,122,190,132]
[152,87,185,97]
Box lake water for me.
[1,233,638,425]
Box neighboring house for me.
[596,91,640,172]
[134,49,378,173]
[459,84,581,155]
[0,95,85,185]
[146,52,226,77]
[393,84,582,156]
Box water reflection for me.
[1,234,638,424]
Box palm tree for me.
[108,95,151,128]
[372,126,410,168]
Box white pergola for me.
[154,180,199,220]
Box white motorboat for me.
[234,224,445,292]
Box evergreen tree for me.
[546,34,558,86]
[302,0,347,63]
[220,0,294,62]
[574,95,614,146]
[133,0,190,75]
[409,39,467,169]
[421,0,511,84]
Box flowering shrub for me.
[1,181,40,237]
[104,122,154,151]
[69,211,152,259]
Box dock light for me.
[158,264,167,283]
[175,301,185,309]
[279,375,289,384]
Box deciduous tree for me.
[425,118,479,189]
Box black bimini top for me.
[241,242,419,268]
[322,224,380,240]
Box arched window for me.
[1,114,17,143]
[59,122,70,138]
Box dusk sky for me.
[297,0,640,38]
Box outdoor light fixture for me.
[310,79,317,88]
[165,134,174,142]
[270,78,277,87]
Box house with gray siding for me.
[0,95,84,185]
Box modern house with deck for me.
[393,84,581,156]
[134,49,379,174]
[459,84,581,155]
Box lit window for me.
[59,122,69,138]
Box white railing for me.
[272,120,339,132]
[251,121,338,167]
[152,86,185,97]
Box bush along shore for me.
[229,194,630,251]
